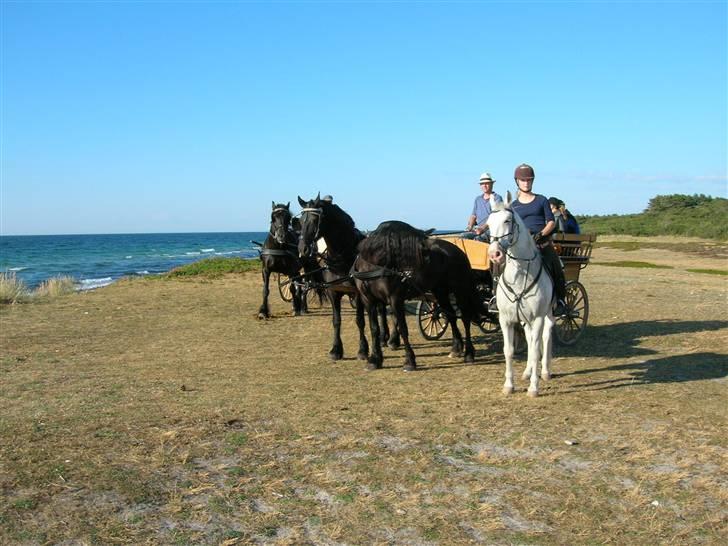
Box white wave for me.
[201,248,215,253]
[185,251,201,256]
[136,270,150,275]
[126,255,132,259]
[7,267,27,272]
[77,277,114,291]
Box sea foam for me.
[78,277,114,291]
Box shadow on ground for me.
[557,319,728,359]
[559,352,728,391]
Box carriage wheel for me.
[475,315,500,335]
[277,273,293,302]
[306,287,327,309]
[416,299,449,340]
[554,281,589,346]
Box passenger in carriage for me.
[490,164,568,316]
[548,196,580,234]
[464,172,503,241]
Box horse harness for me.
[491,210,547,325]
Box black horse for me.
[353,220,479,371]
[258,202,306,319]
[297,194,395,361]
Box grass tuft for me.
[594,261,673,269]
[34,276,76,298]
[686,268,728,276]
[0,273,30,304]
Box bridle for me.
[489,211,519,252]
[270,206,292,244]
[490,208,544,324]
[299,206,324,249]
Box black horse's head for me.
[297,193,323,258]
[269,201,292,245]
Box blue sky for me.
[1,1,726,235]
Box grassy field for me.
[1,237,727,544]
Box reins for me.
[492,211,546,325]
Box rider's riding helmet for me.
[322,195,334,203]
[514,163,535,181]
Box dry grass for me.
[1,240,727,544]
[33,276,76,298]
[0,272,30,304]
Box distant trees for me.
[578,194,727,240]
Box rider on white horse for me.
[487,192,556,397]
[490,163,567,317]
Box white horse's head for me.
[487,191,535,266]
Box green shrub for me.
[166,257,261,279]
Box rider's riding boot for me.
[488,296,498,313]
[553,299,568,316]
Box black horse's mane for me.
[358,220,427,270]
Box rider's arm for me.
[466,214,476,231]
[541,220,556,237]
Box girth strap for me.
[259,248,297,258]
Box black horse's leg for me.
[390,295,416,371]
[355,294,369,361]
[291,276,302,316]
[458,288,476,363]
[366,300,383,369]
[329,291,344,360]
[378,303,390,346]
[258,268,271,319]
[383,304,401,349]
[299,280,309,315]
[434,288,464,358]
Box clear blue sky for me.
[1,1,726,235]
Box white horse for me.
[487,193,555,397]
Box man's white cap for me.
[479,172,495,183]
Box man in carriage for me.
[464,172,503,241]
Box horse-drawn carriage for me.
[415,232,595,346]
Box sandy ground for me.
[1,237,726,545]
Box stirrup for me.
[487,296,498,313]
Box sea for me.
[0,232,268,291]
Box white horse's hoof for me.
[527,389,539,398]
[541,372,551,381]
[502,386,514,395]
[521,371,530,381]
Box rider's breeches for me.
[540,243,566,300]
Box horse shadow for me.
[558,352,728,392]
[556,319,728,359]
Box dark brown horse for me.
[297,195,395,361]
[353,221,480,371]
[258,202,306,319]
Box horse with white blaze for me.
[487,192,555,397]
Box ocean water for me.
[0,232,268,290]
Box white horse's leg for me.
[501,322,515,395]
[521,322,532,380]
[527,317,544,397]
[541,314,554,381]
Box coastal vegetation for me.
[0,273,75,304]
[578,194,727,240]
[165,257,261,279]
